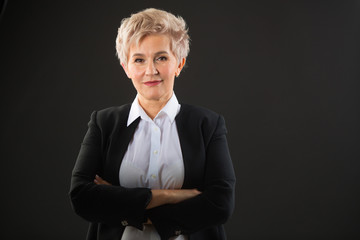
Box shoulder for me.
[91,104,131,128]
[96,104,131,118]
[176,104,227,146]
[177,103,226,132]
[179,103,220,120]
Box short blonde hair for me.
[115,8,190,66]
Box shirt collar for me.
[127,92,180,126]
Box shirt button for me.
[121,220,128,226]
[153,150,158,155]
[151,174,156,179]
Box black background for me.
[0,0,359,239]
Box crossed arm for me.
[94,175,201,210]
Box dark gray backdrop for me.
[0,0,359,239]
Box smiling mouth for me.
[144,80,162,87]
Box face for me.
[122,34,185,105]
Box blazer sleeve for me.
[69,111,152,230]
[147,115,236,239]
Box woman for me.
[69,8,235,240]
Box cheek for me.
[160,64,176,77]
[129,67,144,79]
[131,79,142,92]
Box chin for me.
[140,89,171,102]
[144,91,164,100]
[142,94,162,101]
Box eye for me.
[134,58,144,63]
[156,56,167,61]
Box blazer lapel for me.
[103,106,140,186]
[176,104,203,189]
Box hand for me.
[94,175,111,185]
[166,189,201,204]
[146,189,201,209]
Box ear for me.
[121,62,131,79]
[175,58,186,77]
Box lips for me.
[144,80,162,87]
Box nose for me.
[145,61,159,75]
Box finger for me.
[94,175,104,185]
[94,175,111,185]
[95,175,106,183]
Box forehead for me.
[129,34,172,55]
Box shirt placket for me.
[148,121,161,189]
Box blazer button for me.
[175,230,181,236]
[121,220,128,226]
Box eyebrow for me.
[131,51,169,58]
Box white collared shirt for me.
[120,93,187,240]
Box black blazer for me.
[69,103,236,240]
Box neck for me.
[138,95,172,120]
